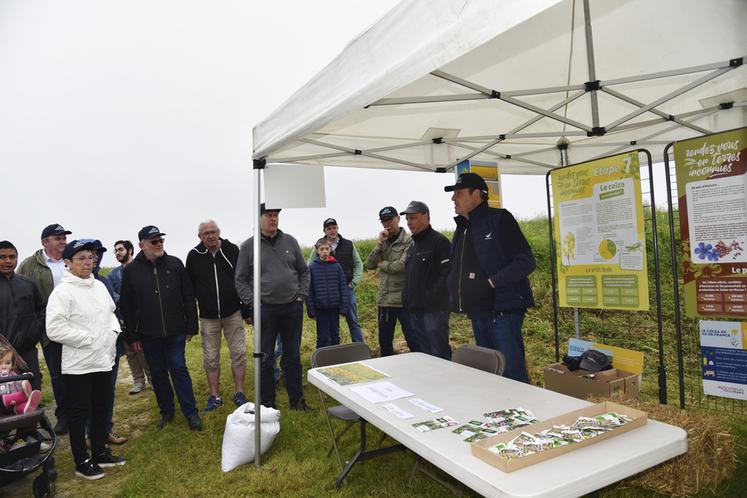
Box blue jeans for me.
[141,334,198,419]
[315,308,341,348]
[411,310,451,360]
[344,287,364,343]
[42,341,65,418]
[378,306,418,357]
[260,301,304,406]
[470,310,529,383]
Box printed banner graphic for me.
[456,159,501,208]
[674,128,747,318]
[551,152,649,310]
[700,320,747,401]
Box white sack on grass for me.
[221,402,280,472]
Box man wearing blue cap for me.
[18,223,73,434]
[445,173,535,383]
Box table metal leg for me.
[335,419,404,489]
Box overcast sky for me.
[0,0,551,265]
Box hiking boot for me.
[232,392,247,407]
[129,382,145,395]
[107,433,128,445]
[93,448,126,468]
[202,395,223,412]
[75,460,104,480]
[290,398,313,412]
[156,414,174,429]
[187,415,203,431]
[54,416,69,435]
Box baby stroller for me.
[0,371,57,497]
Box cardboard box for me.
[471,401,647,473]
[543,363,640,400]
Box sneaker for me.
[156,414,174,429]
[107,433,128,445]
[290,398,314,412]
[232,392,247,407]
[54,417,69,435]
[187,415,203,431]
[202,395,223,412]
[75,460,104,480]
[93,448,126,468]
[129,382,145,395]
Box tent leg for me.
[253,159,265,467]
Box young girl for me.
[0,336,42,415]
[307,238,350,348]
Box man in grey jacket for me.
[235,204,311,411]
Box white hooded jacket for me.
[46,270,121,375]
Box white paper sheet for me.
[350,381,413,403]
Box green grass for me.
[5,214,746,497]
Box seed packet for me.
[412,415,459,433]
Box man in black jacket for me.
[445,173,535,383]
[0,240,45,389]
[186,220,247,412]
[120,226,202,430]
[400,202,452,360]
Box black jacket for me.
[186,239,242,319]
[403,226,451,312]
[333,235,355,284]
[0,274,45,351]
[120,251,198,341]
[448,203,535,315]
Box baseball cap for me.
[138,225,166,241]
[260,203,281,215]
[399,201,430,215]
[378,206,398,220]
[78,238,107,253]
[323,218,337,228]
[444,172,488,193]
[41,224,72,240]
[62,240,96,260]
[579,349,611,372]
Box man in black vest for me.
[308,218,364,343]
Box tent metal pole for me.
[298,138,434,171]
[448,141,555,169]
[601,87,712,135]
[545,169,561,362]
[600,57,744,87]
[582,0,600,129]
[605,67,734,130]
[499,94,593,133]
[371,93,490,106]
[252,158,265,468]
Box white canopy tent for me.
[248,0,746,467]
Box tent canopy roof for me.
[253,0,747,174]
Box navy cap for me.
[138,225,166,241]
[323,218,337,228]
[400,201,429,215]
[260,203,281,215]
[62,240,96,260]
[378,206,398,220]
[444,172,488,193]
[41,224,72,240]
[78,238,107,253]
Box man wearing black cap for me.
[445,173,536,383]
[400,201,452,360]
[18,223,73,433]
[365,206,419,356]
[307,218,364,343]
[119,226,202,430]
[235,204,312,411]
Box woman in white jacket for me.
[46,240,126,480]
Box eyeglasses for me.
[149,239,165,246]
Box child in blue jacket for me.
[307,238,349,348]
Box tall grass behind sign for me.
[674,127,747,318]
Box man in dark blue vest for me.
[308,218,364,343]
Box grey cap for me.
[400,200,429,215]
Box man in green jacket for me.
[17,223,72,434]
[365,206,419,356]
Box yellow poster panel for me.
[550,152,649,310]
[456,160,501,208]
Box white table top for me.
[308,352,687,498]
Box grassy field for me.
[4,216,746,497]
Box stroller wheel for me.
[33,474,54,498]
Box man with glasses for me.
[119,226,202,430]
[364,207,419,356]
[18,223,73,434]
